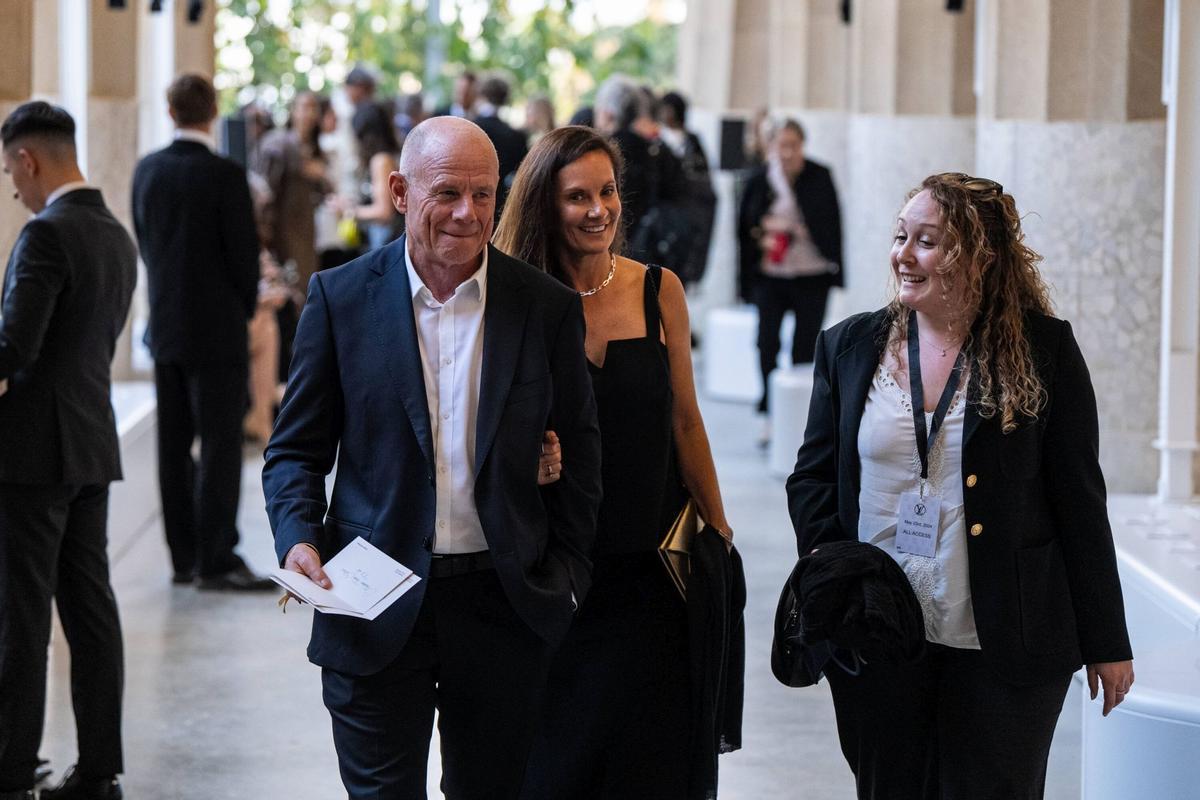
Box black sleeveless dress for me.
[521,267,691,799]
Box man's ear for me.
[16,147,38,177]
[390,172,408,214]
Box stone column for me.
[88,0,140,379]
[0,0,35,271]
[976,0,1166,493]
[175,0,216,77]
[1157,0,1200,501]
[840,0,976,319]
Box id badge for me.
[896,491,941,557]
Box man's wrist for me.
[286,542,320,562]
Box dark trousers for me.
[521,554,690,800]
[322,568,553,800]
[755,274,830,412]
[0,484,123,790]
[154,361,248,578]
[825,643,1072,800]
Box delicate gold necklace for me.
[578,254,617,297]
[918,332,963,358]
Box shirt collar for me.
[44,181,95,208]
[404,241,488,307]
[174,128,217,151]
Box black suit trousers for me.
[321,568,554,800]
[154,361,248,577]
[0,484,123,789]
[825,643,1072,800]
[754,274,830,412]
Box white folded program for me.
[271,536,421,620]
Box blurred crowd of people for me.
[230,64,724,450]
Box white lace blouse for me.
[857,364,980,649]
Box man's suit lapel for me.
[475,246,529,471]
[366,236,435,468]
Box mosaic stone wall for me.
[977,119,1167,493]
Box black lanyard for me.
[906,311,967,484]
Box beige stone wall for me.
[678,0,1169,492]
[0,1,216,379]
[0,1,34,274]
[977,119,1167,492]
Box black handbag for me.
[770,560,833,687]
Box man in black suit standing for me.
[434,70,478,119]
[473,75,528,218]
[0,102,135,800]
[264,116,602,799]
[132,74,271,591]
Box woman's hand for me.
[1087,660,1135,716]
[537,430,562,486]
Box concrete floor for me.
[39,394,1084,799]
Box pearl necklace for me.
[578,254,617,297]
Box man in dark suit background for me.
[263,116,602,799]
[0,102,135,800]
[472,74,528,218]
[132,74,271,591]
[433,70,478,119]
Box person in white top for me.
[788,172,1133,799]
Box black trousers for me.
[154,361,248,578]
[825,643,1072,800]
[754,274,831,412]
[521,554,690,800]
[322,568,554,800]
[0,484,123,790]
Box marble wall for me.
[838,114,977,320]
[976,119,1167,492]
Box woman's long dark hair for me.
[353,102,401,173]
[286,90,324,161]
[493,125,626,276]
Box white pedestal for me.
[768,366,814,477]
[110,381,159,547]
[1077,496,1200,800]
[702,305,793,404]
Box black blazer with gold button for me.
[786,308,1132,685]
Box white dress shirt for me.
[43,181,95,209]
[405,244,489,554]
[857,364,980,649]
[174,128,217,152]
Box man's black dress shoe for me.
[197,563,275,592]
[0,790,35,799]
[39,766,122,799]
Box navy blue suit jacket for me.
[263,237,602,676]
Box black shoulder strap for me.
[644,265,664,339]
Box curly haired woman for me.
[786,173,1133,799]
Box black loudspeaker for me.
[187,0,204,22]
[220,115,249,170]
[108,0,127,8]
[718,117,747,171]
[841,0,851,23]
[947,0,965,10]
[150,0,163,11]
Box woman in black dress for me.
[494,125,733,799]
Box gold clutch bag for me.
[659,498,702,599]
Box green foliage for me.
[215,0,678,118]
